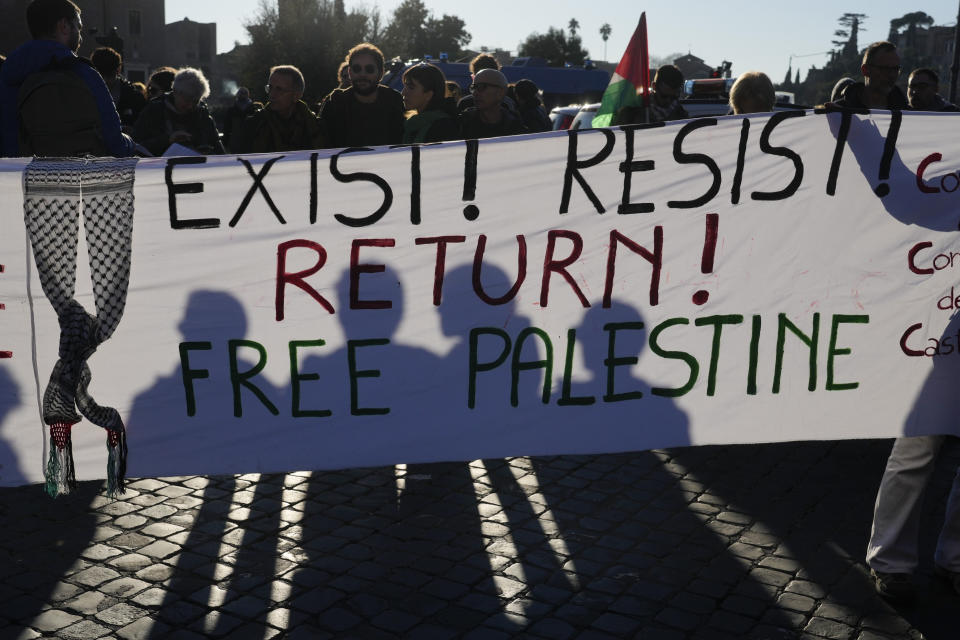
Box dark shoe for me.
[871,569,915,603]
[935,565,960,597]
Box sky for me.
[166,1,959,83]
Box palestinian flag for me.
[592,14,650,128]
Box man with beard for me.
[0,0,133,156]
[319,42,404,148]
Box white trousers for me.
[866,436,960,573]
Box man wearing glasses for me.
[830,41,908,110]
[906,67,959,112]
[458,68,525,140]
[319,42,404,148]
[232,65,325,153]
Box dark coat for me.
[0,39,133,157]
[133,93,225,156]
[831,82,909,110]
[458,107,527,140]
[319,85,404,148]
[232,100,326,153]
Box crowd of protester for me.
[2,0,956,160]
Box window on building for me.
[129,10,141,35]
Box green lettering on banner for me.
[511,327,553,407]
[827,315,869,391]
[558,329,595,406]
[649,318,699,397]
[179,341,212,416]
[468,328,511,409]
[695,315,744,396]
[603,321,645,402]
[347,339,390,416]
[289,339,331,418]
[229,339,279,417]
[774,313,820,393]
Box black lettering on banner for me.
[874,110,902,198]
[667,119,721,209]
[731,119,750,205]
[230,156,287,227]
[309,152,318,224]
[560,129,616,214]
[166,156,216,229]
[826,109,852,196]
[751,111,805,201]
[619,125,656,214]
[331,147,394,227]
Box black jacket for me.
[319,85,404,148]
[831,83,909,110]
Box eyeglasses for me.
[265,84,292,94]
[470,82,500,93]
[870,63,901,74]
[350,63,378,75]
[908,81,933,91]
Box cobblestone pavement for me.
[1,439,958,639]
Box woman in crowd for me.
[728,71,776,114]
[133,67,225,156]
[400,63,459,143]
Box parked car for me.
[549,104,582,130]
[569,103,601,130]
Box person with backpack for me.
[0,0,133,157]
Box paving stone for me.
[98,577,151,599]
[138,540,180,559]
[58,620,113,639]
[30,609,81,632]
[114,515,149,529]
[135,563,175,582]
[64,591,110,616]
[95,602,147,626]
[70,565,121,587]
[131,587,169,608]
[371,609,420,633]
[80,544,124,562]
[116,617,170,640]
[776,592,817,613]
[592,612,643,635]
[804,616,856,639]
[140,522,185,538]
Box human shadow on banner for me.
[0,366,28,486]
[132,290,286,637]
[826,108,960,231]
[288,264,530,633]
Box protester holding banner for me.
[830,41,908,110]
[400,62,459,144]
[906,68,959,112]
[728,71,776,114]
[613,64,688,125]
[458,68,526,140]
[319,42,404,148]
[132,67,224,156]
[231,65,326,154]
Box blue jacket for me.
[0,39,133,158]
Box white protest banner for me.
[1,110,960,489]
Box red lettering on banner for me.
[415,236,466,306]
[541,230,589,308]
[276,239,334,321]
[350,238,396,310]
[916,153,943,194]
